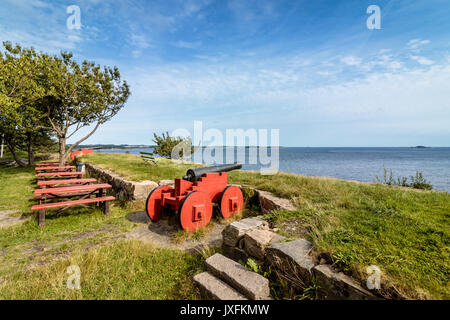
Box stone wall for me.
[221,218,378,300]
[85,163,158,201]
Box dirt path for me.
[0,210,27,228]
[125,210,224,252]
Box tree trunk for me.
[58,136,66,167]
[27,132,35,166]
[6,137,26,167]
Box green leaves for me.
[0,41,130,163]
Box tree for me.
[1,43,130,166]
[0,42,47,166]
[152,131,193,159]
[38,52,130,165]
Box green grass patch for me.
[80,153,202,182]
[0,164,205,300]
[0,240,204,300]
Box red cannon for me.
[145,163,244,231]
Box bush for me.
[152,131,193,159]
[375,168,432,190]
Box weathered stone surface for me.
[222,216,269,247]
[132,180,159,199]
[194,272,248,300]
[266,238,316,286]
[269,233,286,245]
[221,244,249,263]
[244,229,276,260]
[257,189,296,214]
[158,179,174,186]
[206,253,270,300]
[313,265,377,300]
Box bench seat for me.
[35,166,75,171]
[31,196,115,211]
[37,178,97,187]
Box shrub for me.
[152,131,193,159]
[375,168,432,190]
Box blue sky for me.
[1,0,449,146]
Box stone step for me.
[205,253,270,300]
[193,272,248,300]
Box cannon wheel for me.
[179,191,213,232]
[145,186,173,222]
[219,185,244,219]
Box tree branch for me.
[64,120,101,157]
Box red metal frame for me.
[146,171,244,231]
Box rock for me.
[205,253,270,300]
[221,244,235,259]
[194,272,248,300]
[313,265,377,300]
[158,179,174,186]
[233,247,249,263]
[131,180,158,200]
[244,229,276,260]
[269,233,286,245]
[257,190,296,214]
[222,216,269,247]
[266,238,316,287]
[221,244,249,262]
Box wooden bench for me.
[140,152,160,165]
[31,183,114,226]
[31,196,115,226]
[35,165,75,172]
[36,171,84,180]
[37,178,96,188]
[36,162,69,166]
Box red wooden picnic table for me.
[36,171,85,180]
[37,178,97,188]
[35,166,75,172]
[31,183,114,226]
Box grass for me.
[0,164,207,299]
[0,241,204,299]
[80,152,202,182]
[78,153,450,299]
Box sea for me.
[94,147,450,192]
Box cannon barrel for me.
[183,163,242,182]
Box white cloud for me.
[341,56,362,66]
[407,39,431,50]
[174,40,201,49]
[130,33,151,49]
[411,55,434,65]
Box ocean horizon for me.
[95,146,450,192]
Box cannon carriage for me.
[145,163,244,231]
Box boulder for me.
[221,244,249,262]
[244,229,276,260]
[266,238,316,287]
[222,216,269,247]
[131,180,159,200]
[206,253,270,300]
[313,265,377,300]
[193,272,248,300]
[158,179,174,186]
[257,190,296,214]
